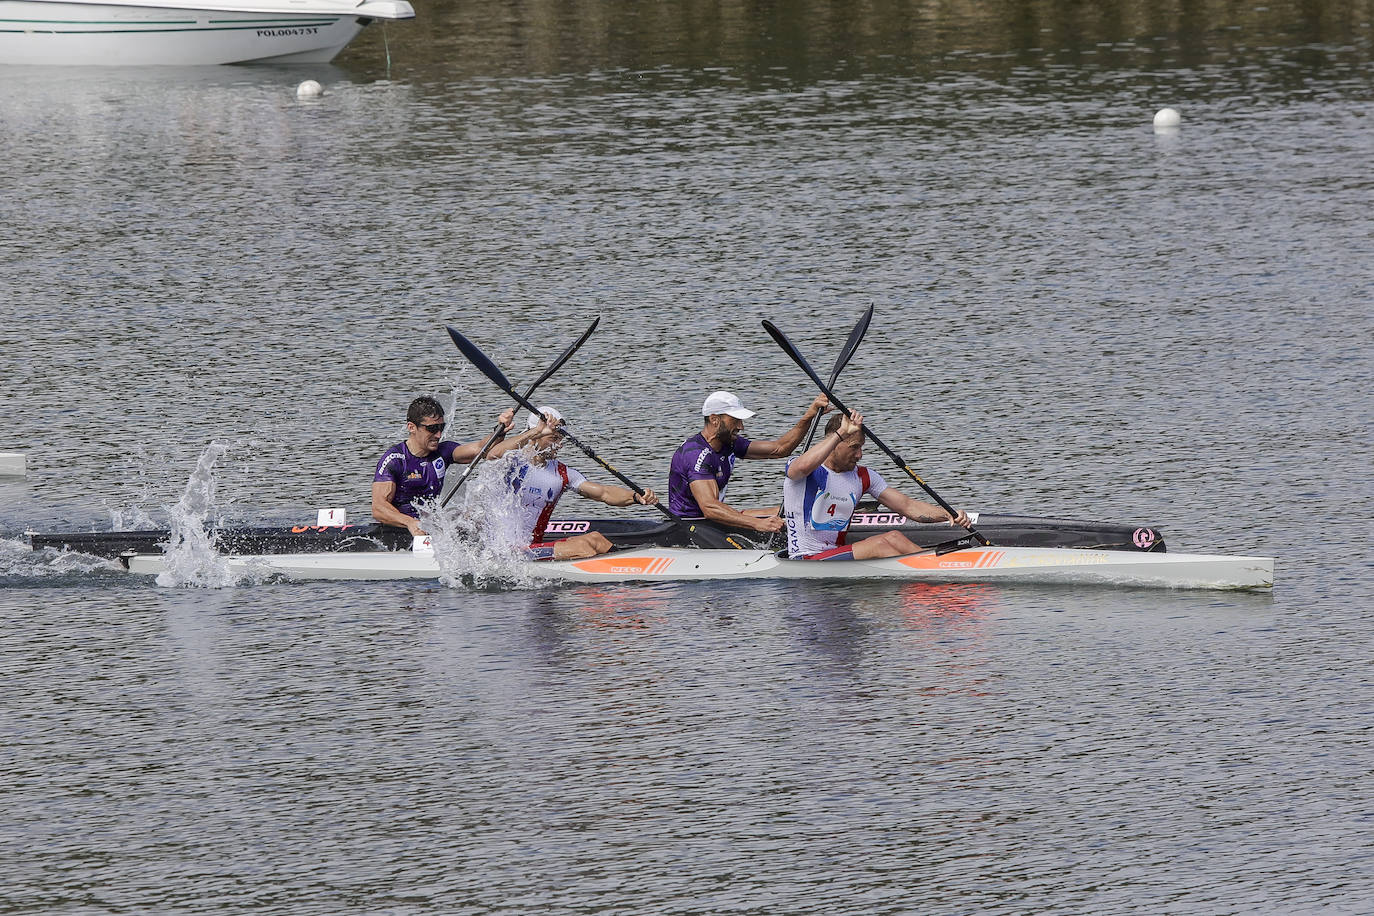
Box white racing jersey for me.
[782,460,888,558]
[506,455,588,544]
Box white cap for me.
[702,391,754,419]
[526,405,564,429]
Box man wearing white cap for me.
[667,390,829,534]
[489,407,658,560]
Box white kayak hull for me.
[122,545,1275,589]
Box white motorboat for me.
[0,0,413,66]
[119,543,1276,590]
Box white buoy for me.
[295,79,324,99]
[1153,107,1181,129]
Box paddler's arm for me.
[371,481,426,536]
[484,424,544,459]
[689,478,785,533]
[743,394,830,458]
[576,482,658,507]
[874,487,971,528]
[449,408,518,462]
[787,410,862,480]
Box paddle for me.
[768,304,875,523]
[800,304,874,452]
[440,316,600,507]
[445,325,746,550]
[761,319,991,546]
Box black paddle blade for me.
[932,533,981,554]
[443,318,600,508]
[831,304,874,384]
[684,521,748,550]
[797,304,876,457]
[762,319,851,415]
[524,315,599,397]
[446,325,516,398]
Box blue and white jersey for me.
[504,454,588,544]
[782,460,888,558]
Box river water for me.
[2,0,1372,911]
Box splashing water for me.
[2,536,118,582]
[154,442,243,588]
[419,452,547,590]
[109,505,160,532]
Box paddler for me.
[783,411,971,559]
[488,407,659,560]
[372,396,538,536]
[667,390,830,535]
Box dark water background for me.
[2,0,1372,911]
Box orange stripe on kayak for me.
[573,555,674,575]
[898,549,1000,571]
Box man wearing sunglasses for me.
[372,396,532,536]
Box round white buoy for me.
[1153,107,1181,129]
[296,79,324,99]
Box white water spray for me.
[154,442,242,588]
[3,536,116,579]
[419,452,545,590]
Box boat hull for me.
[27,512,1167,559]
[120,545,1275,590]
[0,0,412,66]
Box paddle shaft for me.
[762,319,990,546]
[772,305,874,522]
[441,317,600,507]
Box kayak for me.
[27,509,1166,559]
[117,542,1274,589]
[38,507,1268,589]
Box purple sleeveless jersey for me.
[373,441,461,517]
[668,432,752,516]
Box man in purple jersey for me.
[371,396,532,536]
[667,390,830,535]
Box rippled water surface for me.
[2,0,1372,911]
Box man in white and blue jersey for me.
[489,407,659,560]
[783,411,972,560]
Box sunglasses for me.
[416,421,446,433]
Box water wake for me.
[1,535,118,582]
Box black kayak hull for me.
[29,511,1166,559]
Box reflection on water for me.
[896,581,999,628]
[784,583,875,672]
[372,0,1374,82]
[559,584,673,629]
